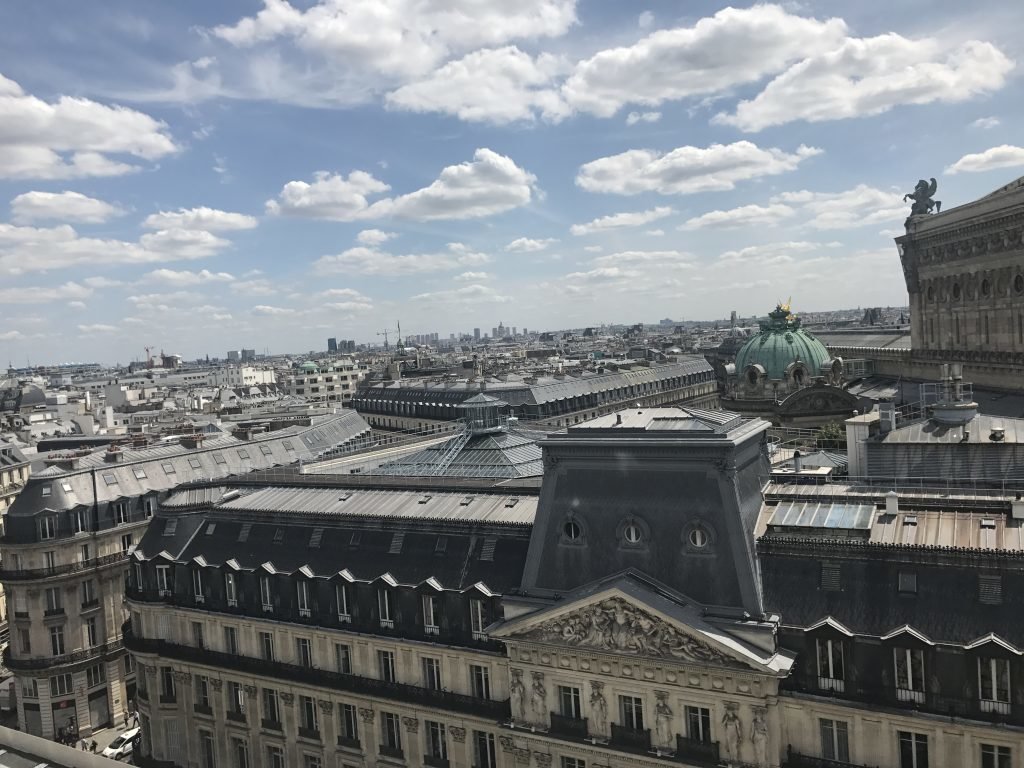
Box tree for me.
[816,421,845,451]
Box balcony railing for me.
[784,746,879,768]
[675,735,720,765]
[338,735,361,749]
[0,551,130,581]
[782,678,1021,726]
[123,622,510,720]
[262,718,282,731]
[2,637,124,671]
[549,711,588,739]
[424,754,450,768]
[379,745,404,760]
[298,726,320,741]
[226,709,246,723]
[610,724,651,752]
[194,704,213,716]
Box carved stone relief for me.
[511,596,735,665]
[402,716,419,733]
[358,707,375,723]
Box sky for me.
[1,0,1023,366]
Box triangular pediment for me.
[493,577,791,675]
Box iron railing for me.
[784,745,879,768]
[549,711,588,739]
[610,724,651,752]
[2,638,124,671]
[123,622,510,720]
[0,551,129,581]
[675,735,720,765]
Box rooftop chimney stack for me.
[885,490,899,516]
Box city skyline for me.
[1,0,1023,363]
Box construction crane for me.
[376,322,402,351]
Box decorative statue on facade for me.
[530,672,547,724]
[904,178,941,216]
[654,692,674,748]
[589,681,608,736]
[721,703,742,764]
[510,668,526,722]
[751,706,769,767]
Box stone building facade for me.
[895,175,1024,389]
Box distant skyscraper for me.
[523,327,528,336]
[241,348,256,362]
[492,327,498,338]
[474,328,481,341]
[328,337,338,353]
[512,326,517,337]
[227,350,240,362]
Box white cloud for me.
[591,250,693,269]
[145,268,236,286]
[718,35,1013,132]
[455,271,489,281]
[582,245,603,253]
[386,47,568,124]
[679,203,796,230]
[313,242,489,276]
[971,116,1000,130]
[0,223,232,273]
[252,305,296,316]
[318,288,370,300]
[945,145,1024,175]
[576,142,820,195]
[0,281,93,304]
[562,5,846,117]
[505,237,558,252]
[78,323,117,333]
[0,73,177,179]
[83,276,123,288]
[68,301,87,309]
[268,149,536,221]
[570,206,673,235]
[718,240,839,264]
[356,229,396,246]
[0,330,24,340]
[229,278,278,296]
[625,111,660,126]
[411,283,509,304]
[142,207,258,231]
[10,191,125,224]
[212,313,233,321]
[772,185,905,229]
[564,266,637,282]
[212,0,577,82]
[644,229,664,236]
[637,11,654,29]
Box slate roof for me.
[7,411,370,517]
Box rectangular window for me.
[195,675,210,708]
[816,638,845,692]
[379,649,396,683]
[192,621,205,649]
[337,583,351,622]
[470,665,491,699]
[50,673,73,697]
[981,744,1012,768]
[199,730,216,768]
[685,706,712,743]
[121,533,133,552]
[161,666,176,700]
[18,628,30,654]
[72,509,87,534]
[336,643,352,674]
[619,695,644,731]
[114,502,129,525]
[296,637,313,668]
[213,452,227,465]
[423,594,439,634]
[267,745,285,768]
[259,632,274,661]
[979,657,1012,712]
[898,571,917,594]
[378,589,393,626]
[423,657,442,690]
[49,625,65,656]
[45,586,63,613]
[299,695,319,732]
[894,648,925,702]
[303,756,322,768]
[229,681,245,714]
[43,551,56,570]
[39,516,56,539]
[820,719,850,763]
[232,738,249,768]
[820,562,841,591]
[86,663,105,688]
[262,688,280,724]
[470,598,486,637]
[339,703,359,742]
[297,580,311,617]
[81,578,96,605]
[225,573,237,606]
[382,711,402,752]
[22,679,38,699]
[980,574,1003,605]
[156,565,171,593]
[224,626,238,655]
[562,759,586,768]
[559,685,582,719]
[474,731,496,768]
[426,720,448,761]
[188,457,202,470]
[162,462,176,475]
[192,569,204,602]
[260,576,273,612]
[898,731,928,768]
[85,616,98,647]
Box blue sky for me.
[1,0,1022,365]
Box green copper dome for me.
[734,305,832,381]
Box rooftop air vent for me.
[990,425,1005,442]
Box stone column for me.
[318,698,336,751]
[359,706,378,767]
[448,725,467,768]
[280,691,299,767]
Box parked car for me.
[102,727,140,760]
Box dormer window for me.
[260,576,273,613]
[378,589,394,628]
[336,583,351,623]
[979,657,1012,714]
[296,580,311,618]
[39,516,56,540]
[423,594,439,635]
[192,570,204,604]
[225,573,237,607]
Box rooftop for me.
[560,405,748,436]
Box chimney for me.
[104,446,123,463]
[616,414,622,426]
[879,402,896,434]
[951,363,964,401]
[180,434,204,450]
[793,450,802,474]
[885,490,899,515]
